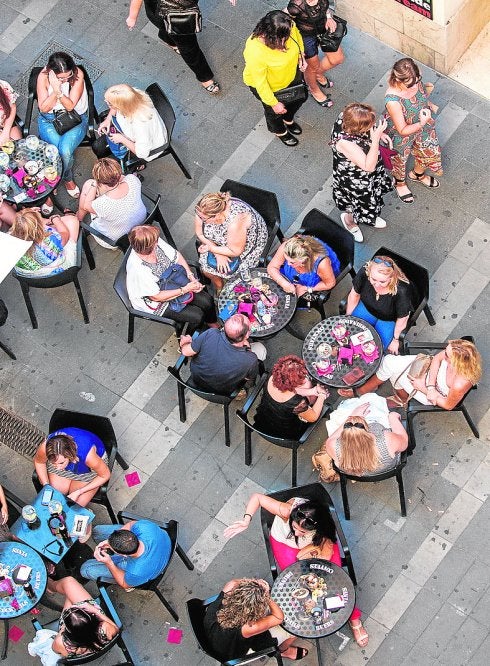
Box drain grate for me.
[0,407,44,459]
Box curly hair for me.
[283,235,326,273]
[46,433,79,463]
[389,57,420,88]
[337,416,380,474]
[217,579,270,629]
[271,355,308,392]
[341,103,376,135]
[447,339,482,385]
[252,10,294,50]
[364,256,409,296]
[288,500,337,547]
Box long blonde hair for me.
[283,235,325,273]
[365,256,409,296]
[448,339,482,385]
[10,210,47,254]
[217,580,270,629]
[338,416,380,475]
[104,84,154,120]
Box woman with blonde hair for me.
[322,402,408,475]
[340,339,482,409]
[203,578,307,661]
[95,84,167,163]
[10,208,79,276]
[194,191,268,292]
[342,255,413,356]
[267,234,340,300]
[384,57,441,204]
[77,158,146,247]
[330,102,393,242]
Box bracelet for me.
[393,337,399,341]
[51,214,61,220]
[243,513,252,521]
[179,287,184,295]
[426,385,436,389]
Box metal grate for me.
[0,407,44,459]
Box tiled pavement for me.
[0,1,489,664]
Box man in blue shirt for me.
[80,519,171,589]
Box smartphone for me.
[41,488,53,505]
[342,367,366,386]
[102,547,115,556]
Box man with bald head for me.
[179,314,266,395]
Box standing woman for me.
[36,52,89,210]
[126,0,219,94]
[384,57,442,204]
[243,10,308,147]
[0,79,22,145]
[330,102,393,242]
[287,0,343,107]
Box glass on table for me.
[21,505,40,530]
[25,135,40,150]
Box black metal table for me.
[271,558,355,666]
[217,268,297,338]
[303,315,383,389]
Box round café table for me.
[271,558,355,666]
[217,267,297,338]
[0,540,48,659]
[0,137,62,206]
[303,315,383,389]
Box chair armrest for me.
[237,373,268,416]
[203,593,220,606]
[24,94,35,137]
[31,618,43,632]
[80,220,117,247]
[97,585,123,629]
[260,510,278,580]
[225,645,280,666]
[405,340,446,352]
[117,510,170,531]
[338,296,347,315]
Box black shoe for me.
[312,94,333,108]
[276,131,298,147]
[284,121,302,135]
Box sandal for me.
[41,201,54,216]
[338,388,358,398]
[408,170,440,188]
[202,81,220,95]
[311,93,333,108]
[66,184,80,199]
[317,77,333,88]
[287,647,308,661]
[394,178,414,204]
[276,131,298,147]
[350,620,369,648]
[63,207,75,215]
[284,121,302,135]
[386,394,407,409]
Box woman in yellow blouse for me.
[243,11,307,147]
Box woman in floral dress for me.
[330,102,393,243]
[384,57,442,204]
[195,191,268,293]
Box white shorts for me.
[377,354,431,405]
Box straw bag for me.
[312,448,339,483]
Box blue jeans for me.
[352,301,395,350]
[80,524,128,584]
[37,111,88,181]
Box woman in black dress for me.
[126,0,219,94]
[330,102,393,243]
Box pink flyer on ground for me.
[167,628,183,644]
[8,626,24,641]
[125,471,141,487]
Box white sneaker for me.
[374,217,387,228]
[341,213,364,242]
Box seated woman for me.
[10,209,79,277]
[77,158,146,248]
[267,235,340,300]
[342,255,412,358]
[194,191,268,293]
[0,78,22,145]
[126,225,218,330]
[0,193,16,231]
[95,84,167,165]
[322,402,408,474]
[253,355,329,440]
[204,578,307,661]
[225,494,368,648]
[340,338,482,409]
[46,577,119,658]
[34,428,110,506]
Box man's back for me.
[124,520,172,587]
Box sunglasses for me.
[344,422,366,430]
[43,539,64,556]
[406,76,421,87]
[295,509,317,529]
[372,257,393,268]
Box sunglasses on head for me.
[372,257,393,268]
[295,509,317,529]
[344,422,366,431]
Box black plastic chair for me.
[113,249,187,343]
[186,595,284,666]
[122,83,190,178]
[23,65,99,146]
[220,179,283,264]
[333,451,408,520]
[260,482,357,585]
[236,373,330,487]
[405,336,480,440]
[0,299,15,360]
[81,191,176,269]
[12,230,89,329]
[32,408,129,524]
[339,246,436,352]
[108,510,194,622]
[167,338,247,448]
[31,585,134,664]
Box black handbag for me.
[274,70,308,105]
[318,15,347,52]
[52,109,82,135]
[158,0,202,35]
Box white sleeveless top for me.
[49,79,88,114]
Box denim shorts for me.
[303,34,319,59]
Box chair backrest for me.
[146,83,175,143]
[333,451,408,483]
[299,209,355,278]
[186,596,222,661]
[167,362,240,406]
[113,250,136,313]
[4,485,26,526]
[220,179,282,260]
[12,231,83,288]
[48,409,117,468]
[373,246,428,320]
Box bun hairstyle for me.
[195,191,230,219]
[388,57,420,87]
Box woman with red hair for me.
[0,79,22,146]
[253,355,328,438]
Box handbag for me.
[312,448,340,483]
[318,15,348,53]
[274,69,308,105]
[52,109,82,136]
[158,263,194,312]
[379,144,398,170]
[393,353,433,405]
[158,0,202,35]
[207,252,240,274]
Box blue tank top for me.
[49,427,106,474]
[280,238,341,287]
